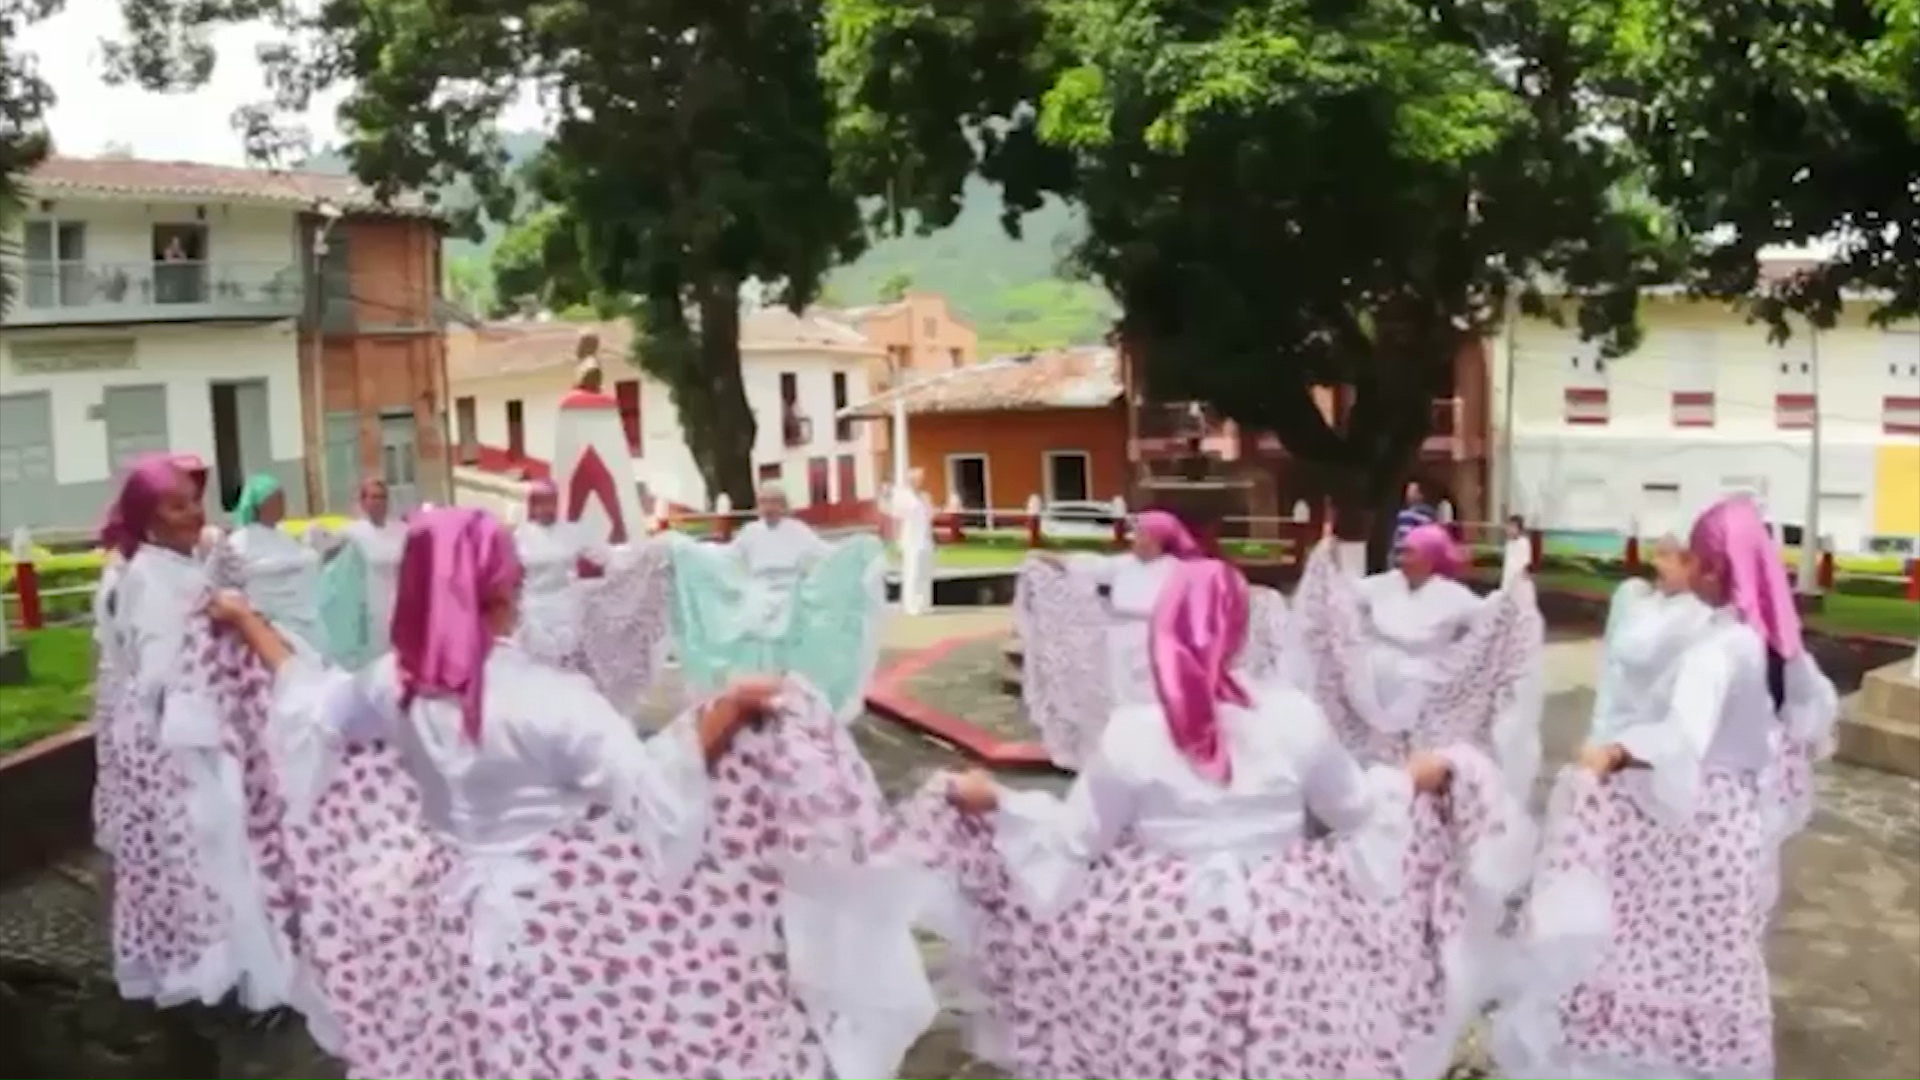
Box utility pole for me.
[1795,329,1822,595]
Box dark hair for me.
[1507,514,1526,528]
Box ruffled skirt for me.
[887,747,1531,1079]
[1491,768,1775,1079]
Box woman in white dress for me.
[1586,535,1715,746]
[99,453,291,1009]
[512,477,606,666]
[1039,508,1200,705]
[316,477,407,667]
[209,506,934,1077]
[1349,522,1487,737]
[220,474,325,652]
[911,557,1522,1078]
[1493,495,1837,1079]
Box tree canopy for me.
[109,0,867,508]
[828,0,1680,546]
[0,0,57,317]
[1583,0,1919,331]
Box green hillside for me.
[305,134,1115,353]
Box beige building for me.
[824,292,979,482]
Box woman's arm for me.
[207,590,295,672]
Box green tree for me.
[1584,0,1919,329]
[115,0,865,507]
[877,269,914,302]
[828,0,1678,560]
[0,0,57,318]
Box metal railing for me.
[11,259,305,313]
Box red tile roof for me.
[27,155,441,219]
[845,346,1121,417]
[446,320,637,382]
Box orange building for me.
[304,207,455,512]
[844,346,1128,516]
[827,293,980,483]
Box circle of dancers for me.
[87,450,1834,1078]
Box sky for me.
[18,0,545,166]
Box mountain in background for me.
[303,132,1115,354]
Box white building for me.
[0,158,339,532]
[1491,291,1920,554]
[445,308,882,513]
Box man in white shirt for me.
[728,483,829,633]
[889,468,935,616]
[1500,514,1533,587]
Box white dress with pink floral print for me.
[257,645,934,1078]
[885,682,1535,1079]
[1492,610,1838,1079]
[108,543,294,1010]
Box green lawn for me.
[908,541,1920,642]
[1526,569,1920,641]
[0,627,96,754]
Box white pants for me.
[899,543,933,615]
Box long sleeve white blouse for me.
[993,681,1413,922]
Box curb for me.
[865,631,1058,771]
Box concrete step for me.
[1838,659,1920,779]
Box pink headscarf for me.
[170,453,209,498]
[1137,509,1201,558]
[1401,522,1466,578]
[99,454,190,558]
[390,507,525,743]
[526,478,558,500]
[1148,558,1253,785]
[1689,496,1803,661]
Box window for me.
[949,347,962,369]
[318,228,353,329]
[1640,481,1683,537]
[1044,451,1092,504]
[1884,395,1920,436]
[1884,332,1920,434]
[779,371,809,447]
[615,378,642,454]
[945,453,990,526]
[454,396,478,464]
[1562,346,1609,425]
[151,223,209,304]
[886,345,909,378]
[1666,330,1716,428]
[835,454,858,503]
[506,399,525,459]
[807,456,831,504]
[1775,392,1817,430]
[832,372,852,441]
[22,220,87,308]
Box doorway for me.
[379,411,420,510]
[945,453,990,527]
[1043,450,1092,504]
[209,379,271,511]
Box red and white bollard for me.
[712,494,735,543]
[1111,496,1130,548]
[11,527,43,632]
[1025,494,1044,548]
[944,495,966,544]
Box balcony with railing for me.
[3,259,304,328]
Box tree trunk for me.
[691,279,758,509]
[650,276,758,511]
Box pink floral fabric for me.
[90,650,131,856]
[206,641,898,1078]
[573,541,676,712]
[1492,767,1775,1078]
[108,616,243,1005]
[1016,561,1305,769]
[1014,558,1113,768]
[1292,540,1544,783]
[882,745,1528,1079]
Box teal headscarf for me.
[233,474,283,526]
